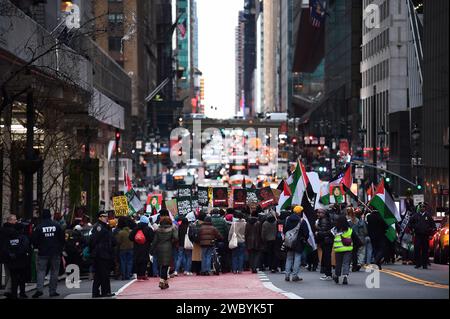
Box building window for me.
[108,13,124,24]
[108,37,122,51]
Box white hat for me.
[74,225,83,231]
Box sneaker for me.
[333,276,339,284]
[32,291,43,299]
[173,271,178,276]
[292,276,303,282]
[19,294,28,299]
[320,276,333,281]
[285,276,290,282]
[102,293,115,298]
[49,292,60,297]
[342,276,348,285]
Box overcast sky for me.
[197,0,242,119]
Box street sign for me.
[413,194,425,207]
[355,167,364,180]
[113,196,129,216]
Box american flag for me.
[177,18,187,38]
[310,0,326,28]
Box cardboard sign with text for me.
[113,196,129,217]
[233,188,247,208]
[213,187,229,207]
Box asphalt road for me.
[260,263,449,299]
[3,263,448,300]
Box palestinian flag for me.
[276,180,292,215]
[369,179,401,242]
[289,160,313,205]
[126,189,144,215]
[301,191,317,253]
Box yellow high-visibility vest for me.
[334,228,353,253]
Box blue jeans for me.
[231,242,246,272]
[365,237,373,264]
[285,250,302,278]
[152,255,159,276]
[176,247,192,273]
[119,250,133,280]
[201,246,214,273]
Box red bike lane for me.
[117,272,288,299]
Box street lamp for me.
[378,125,387,164]
[411,123,422,192]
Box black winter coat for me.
[31,218,65,257]
[0,223,17,263]
[366,212,388,241]
[245,217,263,250]
[409,211,436,236]
[284,214,309,253]
[89,221,116,260]
[316,213,334,245]
[4,229,30,270]
[129,223,154,263]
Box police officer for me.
[90,211,116,298]
[409,203,436,269]
[31,209,65,298]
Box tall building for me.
[361,0,424,195]
[263,0,280,114]
[175,0,198,114]
[422,0,449,210]
[243,0,257,118]
[280,0,294,113]
[235,11,245,116]
[254,1,264,115]
[1,0,130,218]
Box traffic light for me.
[115,129,121,142]
[292,137,298,144]
[385,177,391,183]
[417,184,423,191]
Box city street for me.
[23,262,439,300]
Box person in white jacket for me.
[228,212,247,274]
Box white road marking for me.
[115,279,137,296]
[260,274,304,299]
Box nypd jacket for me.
[31,218,65,257]
[89,221,116,260]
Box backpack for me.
[188,223,200,244]
[284,222,301,248]
[134,229,146,245]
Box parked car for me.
[433,220,449,264]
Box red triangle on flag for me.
[299,160,310,185]
[341,165,352,189]
[283,180,292,197]
[375,179,385,195]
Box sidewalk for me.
[0,274,66,297]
